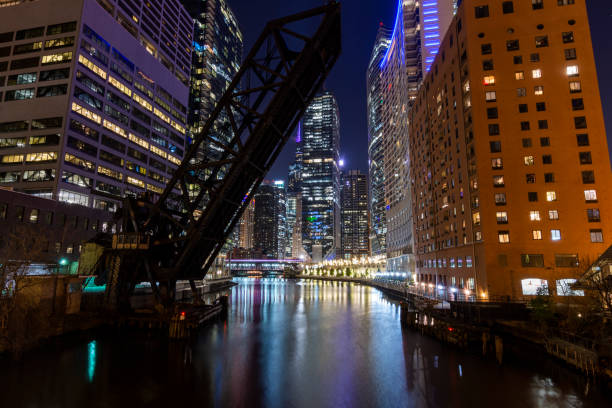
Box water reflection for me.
[0,278,609,407]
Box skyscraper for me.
[286,128,303,257]
[0,0,192,211]
[367,24,391,256]
[340,170,369,259]
[409,0,612,299]
[254,180,286,259]
[301,92,340,261]
[380,0,455,278]
[238,197,254,250]
[182,0,242,142]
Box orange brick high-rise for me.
[408,0,611,300]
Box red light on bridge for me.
[448,327,454,332]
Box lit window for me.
[103,119,127,138]
[566,65,579,76]
[71,102,101,124]
[495,193,506,205]
[532,230,542,240]
[530,211,541,221]
[78,54,107,79]
[569,81,581,93]
[534,86,544,96]
[127,176,145,188]
[108,76,132,97]
[546,191,557,202]
[483,75,496,86]
[498,231,510,243]
[26,151,57,162]
[590,229,603,243]
[472,212,481,226]
[496,211,508,224]
[493,175,504,187]
[524,156,534,166]
[133,93,152,111]
[58,189,89,206]
[485,91,496,102]
[584,189,597,202]
[41,51,73,65]
[515,71,524,80]
[548,210,559,220]
[551,229,561,241]
[532,69,542,78]
[153,107,171,124]
[491,158,503,169]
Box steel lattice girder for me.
[139,3,341,281]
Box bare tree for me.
[0,223,52,354]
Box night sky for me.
[228,0,612,181]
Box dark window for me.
[526,174,536,183]
[67,136,97,157]
[521,254,544,268]
[481,43,492,55]
[490,141,502,153]
[15,26,45,40]
[538,120,548,129]
[587,208,600,222]
[13,41,42,55]
[99,149,124,167]
[489,124,500,136]
[475,5,490,18]
[530,53,540,62]
[532,0,544,10]
[0,120,29,133]
[10,57,39,70]
[519,104,528,113]
[544,173,555,183]
[513,55,523,64]
[128,147,147,163]
[540,137,550,147]
[520,121,530,131]
[74,86,103,110]
[522,138,532,148]
[562,31,574,43]
[565,48,576,60]
[536,102,546,111]
[582,170,595,184]
[528,192,538,202]
[555,254,578,268]
[506,40,520,51]
[36,84,68,98]
[0,32,13,43]
[0,46,10,57]
[101,134,126,153]
[571,98,584,110]
[31,117,62,129]
[542,155,552,164]
[46,21,77,36]
[579,151,592,164]
[574,116,587,129]
[0,61,7,72]
[535,35,548,48]
[576,134,589,146]
[40,67,70,82]
[15,206,25,222]
[503,1,514,13]
[70,119,99,141]
[487,107,498,119]
[483,59,494,70]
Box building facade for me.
[238,197,254,250]
[0,0,192,211]
[254,180,287,259]
[181,0,242,148]
[408,0,612,299]
[380,0,456,278]
[340,170,369,259]
[301,92,340,260]
[367,24,390,256]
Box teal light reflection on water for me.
[87,340,97,383]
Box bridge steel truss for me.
[103,3,341,307]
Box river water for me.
[0,278,610,407]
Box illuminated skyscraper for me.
[367,24,391,256]
[181,0,242,157]
[254,180,286,259]
[340,170,369,259]
[238,198,254,250]
[301,92,340,260]
[380,0,455,278]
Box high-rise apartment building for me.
[301,92,340,260]
[340,170,369,259]
[254,180,287,259]
[0,0,192,211]
[286,128,303,257]
[367,24,390,256]
[409,0,612,299]
[381,0,455,278]
[181,0,242,145]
